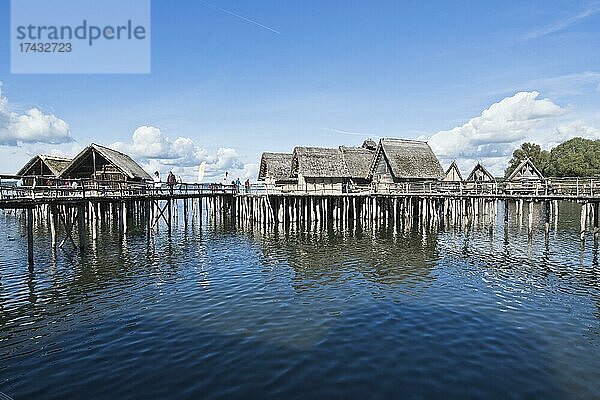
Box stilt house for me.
[369,138,444,183]
[466,162,495,182]
[290,143,376,193]
[505,158,546,194]
[59,143,152,185]
[258,152,297,191]
[16,155,72,186]
[506,158,545,182]
[443,161,463,182]
[465,162,496,192]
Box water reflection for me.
[0,202,599,399]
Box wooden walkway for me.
[2,175,600,271]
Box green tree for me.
[546,137,600,177]
[505,142,550,177]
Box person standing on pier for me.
[153,171,161,194]
[167,171,176,195]
[236,177,241,194]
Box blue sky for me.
[1,0,600,179]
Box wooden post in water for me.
[528,201,534,234]
[26,208,34,271]
[145,200,151,239]
[580,202,587,240]
[594,202,600,238]
[122,201,128,234]
[183,198,189,229]
[167,198,172,234]
[78,204,85,251]
[50,204,57,249]
[544,201,550,234]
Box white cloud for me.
[0,84,72,146]
[112,126,251,182]
[427,91,600,175]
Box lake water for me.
[0,201,599,399]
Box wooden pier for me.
[2,176,600,270]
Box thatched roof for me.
[340,146,376,179]
[17,154,72,177]
[291,145,376,179]
[507,158,544,181]
[362,139,377,151]
[292,147,349,178]
[371,138,444,180]
[258,152,294,181]
[466,162,495,182]
[443,160,463,182]
[60,143,152,181]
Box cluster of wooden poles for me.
[5,193,600,271]
[6,195,235,271]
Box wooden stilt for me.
[27,208,34,271]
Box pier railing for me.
[0,176,238,201]
[3,175,600,202]
[252,177,600,198]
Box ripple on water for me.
[0,205,599,399]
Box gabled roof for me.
[340,146,376,180]
[370,138,444,180]
[60,143,152,181]
[443,160,463,182]
[507,158,545,181]
[466,162,495,182]
[17,154,72,177]
[362,138,377,151]
[292,146,349,178]
[258,152,294,181]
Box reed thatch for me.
[17,155,72,177]
[443,160,463,182]
[370,138,444,181]
[60,143,152,181]
[466,162,495,182]
[291,145,376,180]
[292,147,349,178]
[258,152,295,182]
[362,138,377,151]
[340,146,376,180]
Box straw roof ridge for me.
[259,152,293,181]
[17,154,72,176]
[60,143,152,180]
[339,145,376,179]
[292,146,350,178]
[374,138,444,180]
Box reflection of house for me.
[258,152,297,190]
[59,143,151,183]
[17,155,72,186]
[257,230,438,292]
[369,138,444,183]
[443,160,463,182]
[466,162,495,182]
